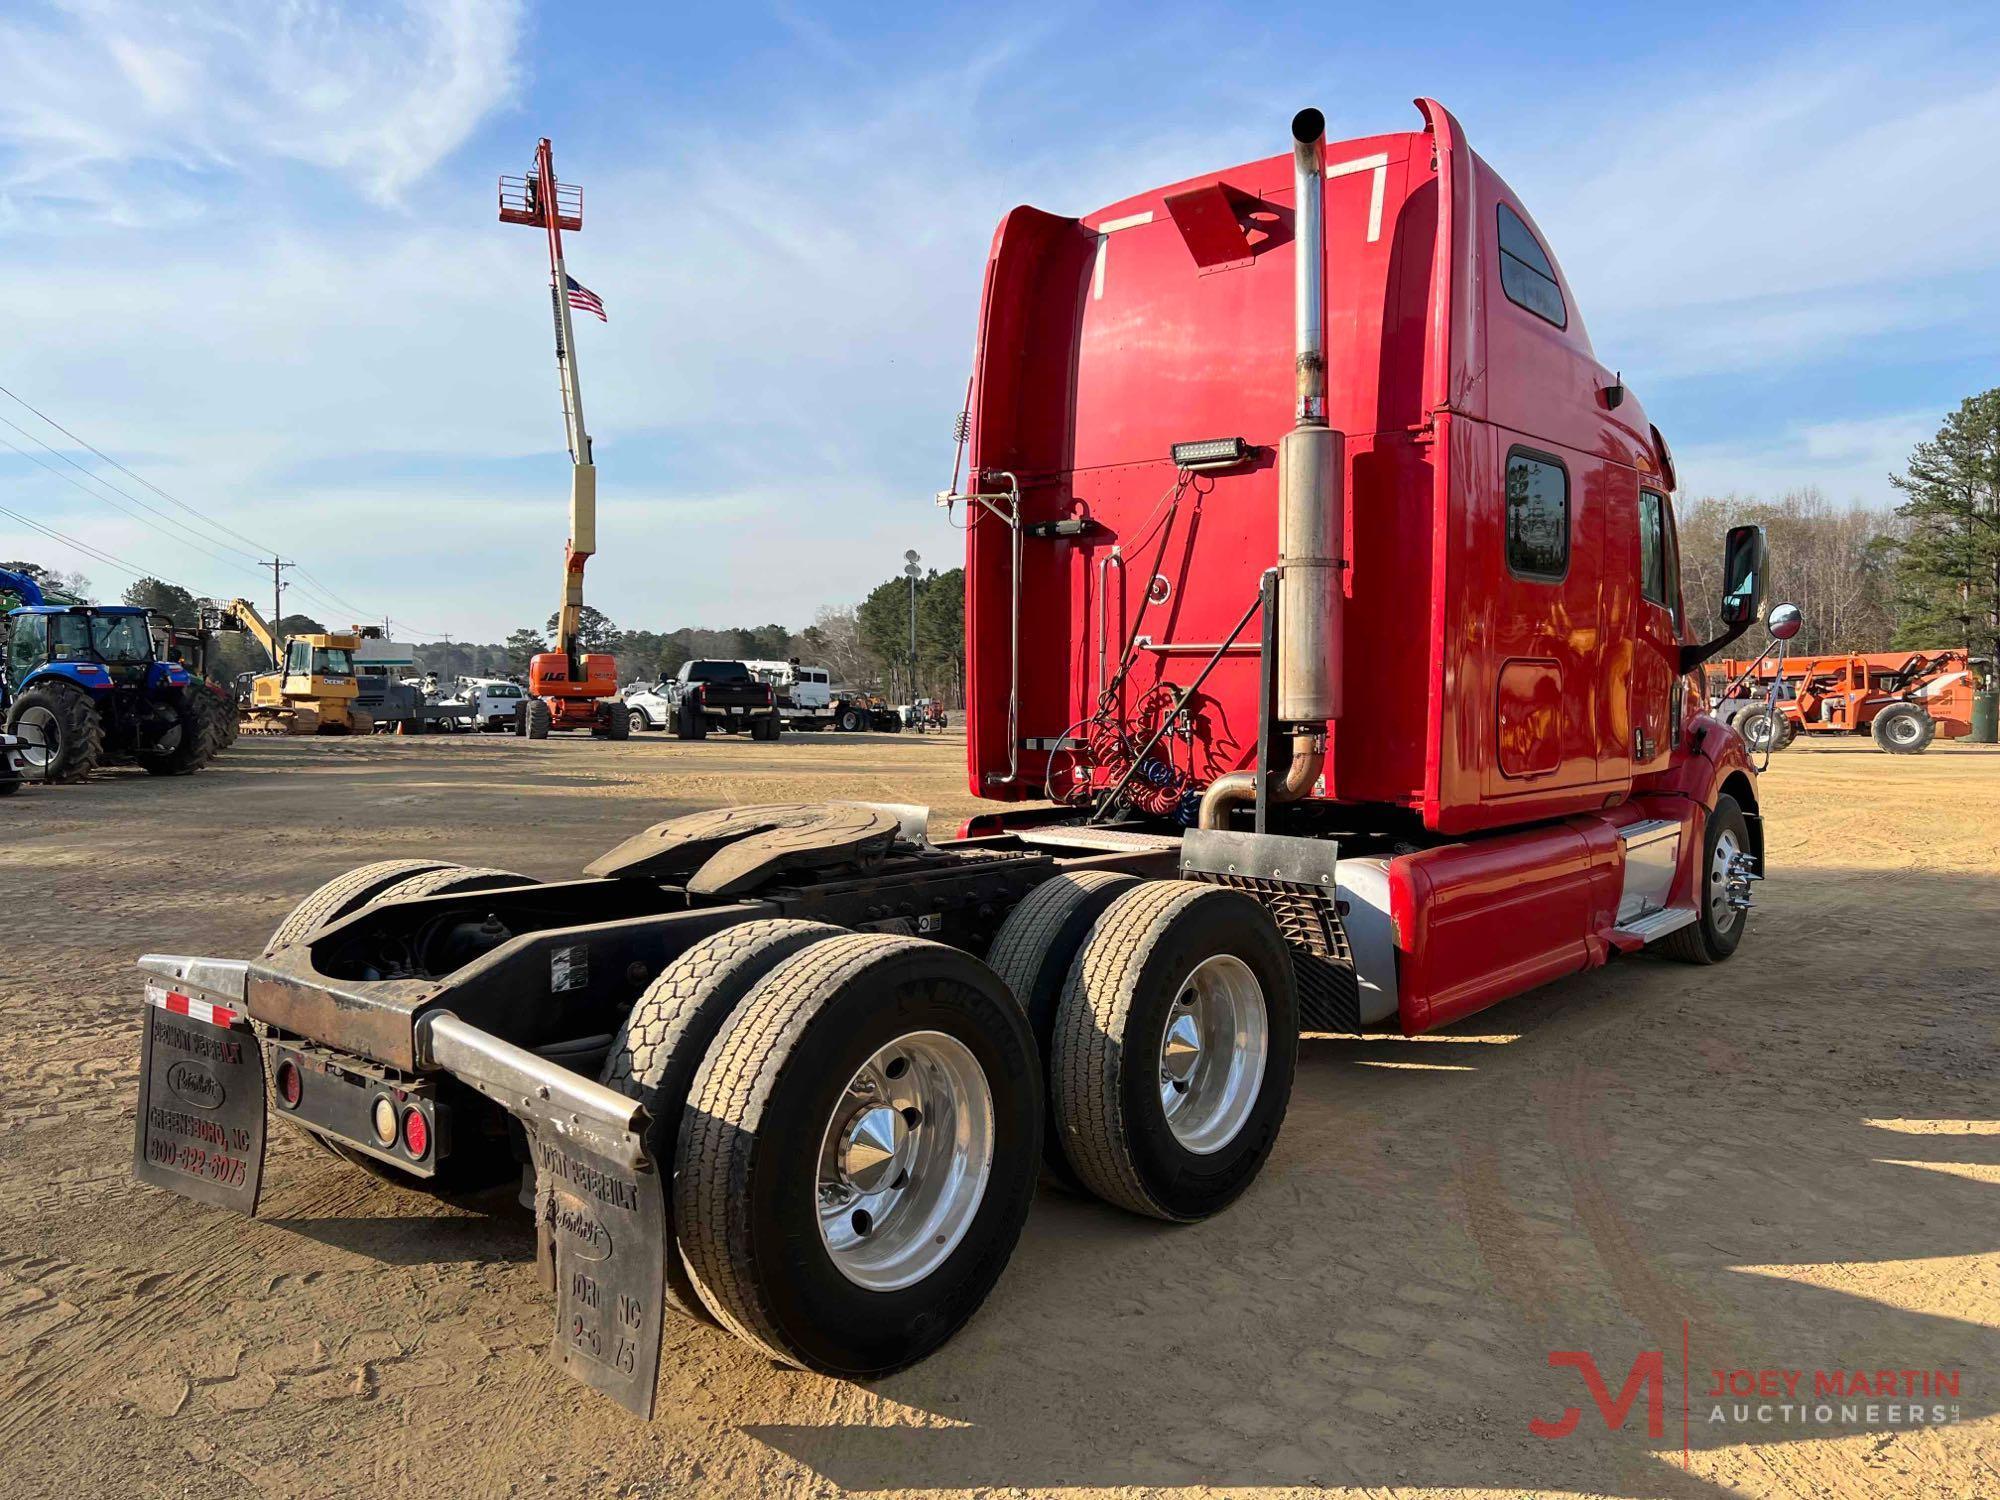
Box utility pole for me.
[904,550,922,703]
[264,556,293,667]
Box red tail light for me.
[401,1106,430,1160]
[275,1058,302,1108]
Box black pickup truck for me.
[662,659,781,740]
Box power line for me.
[0,501,178,587]
[0,379,280,556]
[0,378,470,639]
[0,424,267,576]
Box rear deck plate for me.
[132,985,267,1216]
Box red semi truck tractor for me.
[129,101,1784,1411]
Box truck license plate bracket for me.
[526,1122,667,1418]
[132,983,267,1216]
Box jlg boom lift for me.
[129,101,1792,1412]
[501,138,627,742]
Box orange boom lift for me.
[499,137,626,741]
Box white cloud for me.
[0,0,524,215]
[1674,411,1938,509]
[1505,43,2000,377]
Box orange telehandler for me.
[1711,649,1985,754]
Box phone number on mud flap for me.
[145,1135,250,1187]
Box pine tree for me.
[1891,388,2000,663]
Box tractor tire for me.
[1657,794,1753,965]
[524,699,552,740]
[263,857,456,956]
[137,688,228,776]
[985,869,1142,1185]
[1870,702,1935,754]
[4,680,104,783]
[1051,881,1297,1223]
[676,933,1041,1377]
[627,707,649,736]
[1735,706,1794,754]
[836,706,864,732]
[601,919,846,1323]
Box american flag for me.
[564,274,607,322]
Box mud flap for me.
[132,983,267,1216]
[525,1122,667,1418]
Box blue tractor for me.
[1,569,231,783]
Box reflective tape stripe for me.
[144,982,243,1031]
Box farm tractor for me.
[1713,647,1984,754]
[204,599,377,735]
[132,102,1787,1413]
[1,569,231,783]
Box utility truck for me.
[130,101,1781,1414]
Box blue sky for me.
[1,1,1994,641]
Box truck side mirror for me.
[1719,525,1769,626]
[1679,523,1774,675]
[1767,603,1802,641]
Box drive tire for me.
[1658,794,1752,965]
[523,698,552,740]
[677,933,1041,1377]
[985,870,1142,1185]
[836,706,864,732]
[1870,702,1934,754]
[5,680,104,784]
[263,857,456,955]
[1052,881,1297,1223]
[678,703,708,741]
[601,919,846,1323]
[603,703,631,740]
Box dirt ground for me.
[1,730,1995,1500]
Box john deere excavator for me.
[205,599,376,735]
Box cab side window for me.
[287,641,312,675]
[1497,204,1567,329]
[1638,490,1669,607]
[7,616,45,678]
[1505,449,1570,581]
[50,615,91,661]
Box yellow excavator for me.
[203,600,376,735]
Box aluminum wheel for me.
[815,1030,994,1291]
[1158,953,1269,1155]
[1709,827,1744,935]
[11,706,56,772]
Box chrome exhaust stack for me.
[1200,108,1343,829]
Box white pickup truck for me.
[448,677,529,732]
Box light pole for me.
[904,550,922,704]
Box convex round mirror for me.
[1768,603,1803,641]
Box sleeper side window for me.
[1505,450,1570,581]
[1638,490,1669,607]
[1497,203,1567,329]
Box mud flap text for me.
[528,1125,666,1418]
[131,989,266,1216]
